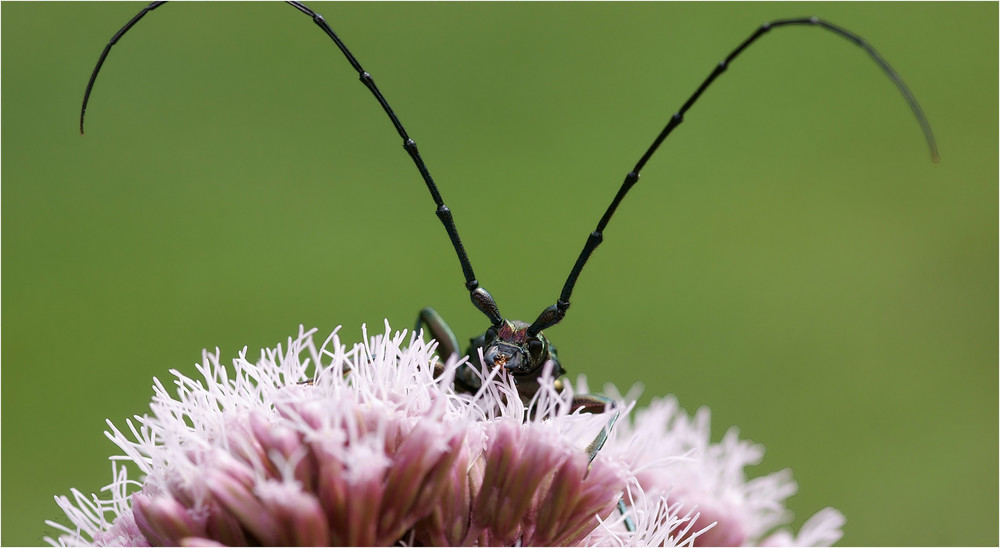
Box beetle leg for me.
[572,394,636,532]
[414,307,465,378]
[571,394,620,464]
[414,307,461,358]
[617,499,636,533]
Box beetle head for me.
[482,319,552,375]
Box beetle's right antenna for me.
[80,1,504,327]
[528,16,939,337]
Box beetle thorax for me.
[497,320,529,344]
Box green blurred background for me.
[3,2,996,546]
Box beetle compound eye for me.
[528,339,544,358]
[485,326,498,341]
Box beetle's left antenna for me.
[81,1,504,327]
[80,1,166,135]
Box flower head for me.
[587,389,845,547]
[47,322,843,546]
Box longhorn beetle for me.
[82,3,937,460]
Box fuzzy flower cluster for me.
[46,323,844,546]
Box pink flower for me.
[47,323,842,546]
[585,386,844,546]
